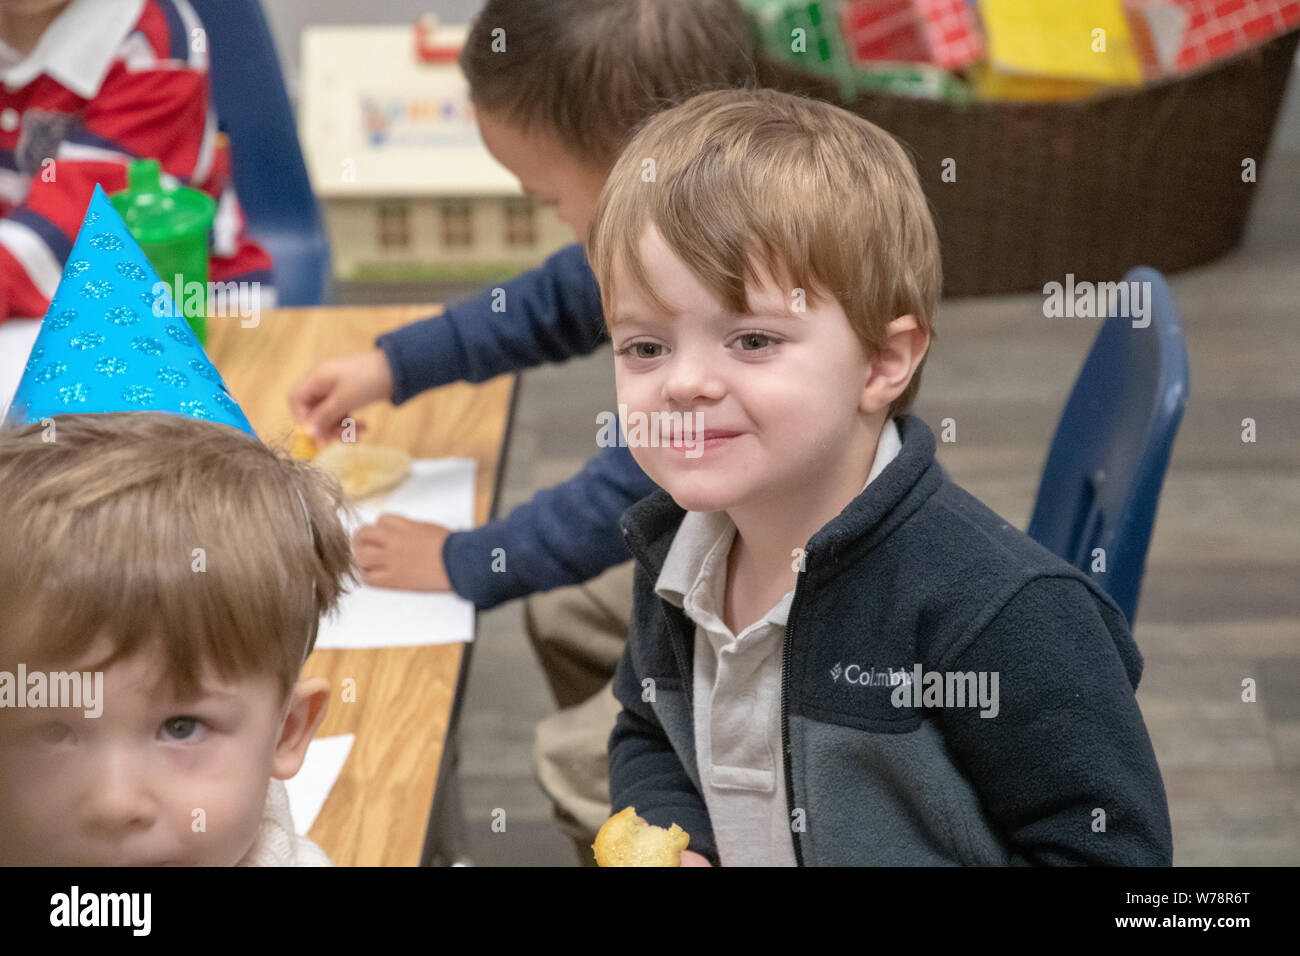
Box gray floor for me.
[341,75,1300,867]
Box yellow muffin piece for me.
[312,442,412,499]
[592,806,690,867]
[290,424,319,461]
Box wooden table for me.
[206,305,515,866]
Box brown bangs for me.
[588,88,942,416]
[0,412,357,701]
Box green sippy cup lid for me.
[107,159,215,244]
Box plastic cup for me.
[109,159,216,344]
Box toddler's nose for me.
[662,347,723,406]
[79,747,158,837]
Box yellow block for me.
[979,0,1144,85]
[969,61,1116,101]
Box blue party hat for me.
[3,185,255,437]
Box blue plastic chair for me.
[1026,266,1189,627]
[190,0,332,306]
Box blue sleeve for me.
[932,576,1174,866]
[374,244,606,403]
[440,441,660,610]
[608,588,720,865]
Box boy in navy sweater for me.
[288,0,759,861]
[290,0,755,606]
[586,89,1173,866]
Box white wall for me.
[263,0,485,106]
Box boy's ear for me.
[271,676,329,780]
[860,314,930,415]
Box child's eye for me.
[614,342,664,360]
[160,716,204,741]
[33,721,72,745]
[733,331,775,351]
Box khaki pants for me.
[524,560,635,866]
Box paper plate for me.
[312,442,412,499]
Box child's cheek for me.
[626,442,660,485]
[167,742,270,866]
[0,783,46,864]
[0,746,73,862]
[0,765,88,864]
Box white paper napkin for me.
[0,318,42,419]
[315,457,478,649]
[284,732,355,835]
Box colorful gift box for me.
[1125,0,1300,77]
[967,60,1114,100]
[742,0,861,99]
[855,61,974,99]
[840,0,985,69]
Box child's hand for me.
[289,349,394,444]
[635,815,712,867]
[352,515,453,591]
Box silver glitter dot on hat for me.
[47,309,77,330]
[68,332,105,350]
[188,359,221,382]
[130,336,164,356]
[88,233,124,252]
[56,383,90,405]
[156,367,188,389]
[165,324,195,345]
[213,391,240,417]
[105,306,139,326]
[94,357,128,378]
[34,362,66,383]
[122,384,155,405]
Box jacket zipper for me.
[668,609,692,717]
[643,526,806,865]
[782,559,807,867]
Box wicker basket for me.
[756,29,1300,296]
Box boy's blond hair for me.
[459,0,757,169]
[0,412,355,700]
[587,88,942,418]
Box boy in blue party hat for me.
[0,187,355,866]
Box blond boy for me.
[588,89,1172,866]
[0,411,354,866]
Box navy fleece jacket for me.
[611,414,1174,866]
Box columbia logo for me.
[833,663,916,689]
